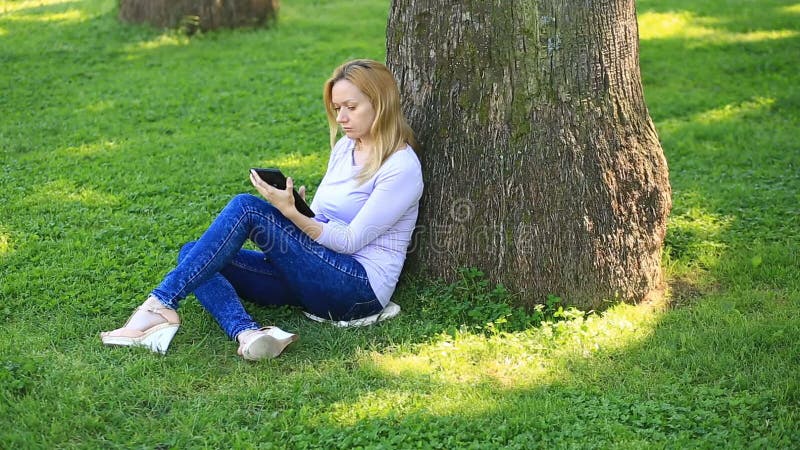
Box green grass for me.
[1,0,798,448]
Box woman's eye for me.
[347,106,356,111]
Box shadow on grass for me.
[2,271,799,447]
[313,299,799,448]
[634,0,800,299]
[2,0,799,446]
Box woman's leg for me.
[218,198,384,321]
[150,194,292,310]
[151,193,381,322]
[103,195,289,338]
[177,242,300,339]
[102,194,316,355]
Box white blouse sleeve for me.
[314,155,423,254]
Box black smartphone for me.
[251,168,315,218]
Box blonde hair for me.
[323,59,416,184]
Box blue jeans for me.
[150,193,383,339]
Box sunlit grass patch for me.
[21,179,120,208]
[0,230,11,256]
[639,10,799,45]
[656,96,779,153]
[256,152,327,173]
[354,300,662,403]
[124,32,192,54]
[639,11,714,40]
[665,206,732,264]
[315,300,667,440]
[782,3,800,14]
[80,100,117,114]
[0,0,77,14]
[27,10,83,22]
[729,29,800,42]
[694,96,775,124]
[326,387,437,425]
[2,8,86,23]
[57,139,121,157]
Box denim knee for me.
[229,193,265,211]
[226,193,282,227]
[177,241,196,263]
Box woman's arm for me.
[249,150,422,253]
[314,156,423,254]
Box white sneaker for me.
[303,302,401,328]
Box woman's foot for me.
[100,296,180,355]
[237,327,298,361]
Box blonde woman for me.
[100,60,423,360]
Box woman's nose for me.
[336,110,347,123]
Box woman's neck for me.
[353,139,372,166]
[355,137,374,153]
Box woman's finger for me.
[285,178,296,205]
[249,171,261,188]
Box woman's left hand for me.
[249,170,298,215]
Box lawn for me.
[1,0,798,448]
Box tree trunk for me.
[119,0,279,32]
[387,0,671,310]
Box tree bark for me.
[387,0,671,310]
[119,0,279,32]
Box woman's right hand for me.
[250,171,321,239]
[249,170,306,213]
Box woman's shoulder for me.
[383,144,421,172]
[375,145,422,188]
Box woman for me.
[100,59,423,361]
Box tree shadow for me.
[79,292,793,448]
[259,287,799,447]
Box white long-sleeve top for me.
[310,136,423,306]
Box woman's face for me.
[331,79,376,143]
